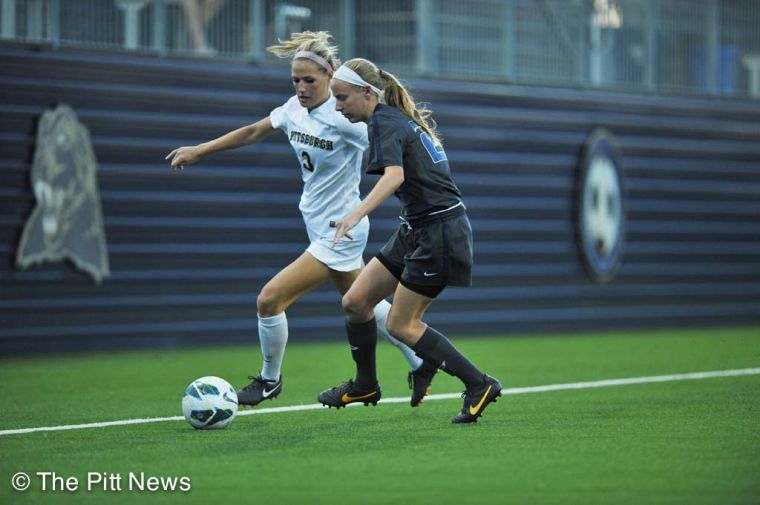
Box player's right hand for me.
[165,146,201,171]
[329,214,358,247]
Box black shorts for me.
[376,204,473,298]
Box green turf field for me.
[1,327,758,505]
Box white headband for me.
[333,65,382,96]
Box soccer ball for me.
[182,376,238,430]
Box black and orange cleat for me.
[451,375,502,424]
[408,360,438,407]
[317,379,381,409]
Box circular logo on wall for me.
[574,129,625,284]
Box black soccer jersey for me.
[366,104,462,219]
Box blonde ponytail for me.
[344,58,441,146]
[266,31,340,71]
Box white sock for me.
[373,299,423,371]
[258,312,288,381]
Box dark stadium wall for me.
[1,45,759,354]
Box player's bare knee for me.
[385,317,415,345]
[257,287,284,317]
[341,291,361,317]
[342,291,372,321]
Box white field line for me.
[2,367,758,437]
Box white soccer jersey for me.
[269,95,370,271]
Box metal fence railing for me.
[1,0,759,99]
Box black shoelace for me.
[332,379,353,393]
[243,375,274,391]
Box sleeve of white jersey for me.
[337,117,369,151]
[269,97,296,131]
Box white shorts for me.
[305,216,370,272]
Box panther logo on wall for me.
[574,129,625,284]
[16,105,110,283]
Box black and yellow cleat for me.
[318,379,381,409]
[408,360,438,407]
[237,374,282,407]
[451,375,502,424]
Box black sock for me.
[346,317,378,389]
[420,358,455,376]
[412,326,484,389]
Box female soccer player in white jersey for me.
[318,58,502,423]
[166,32,436,407]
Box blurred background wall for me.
[1,0,759,354]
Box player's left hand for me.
[329,214,360,247]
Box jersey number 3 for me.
[301,151,315,172]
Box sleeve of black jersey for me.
[366,114,405,175]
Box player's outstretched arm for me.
[331,165,404,246]
[165,117,277,171]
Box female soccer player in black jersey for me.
[318,58,502,423]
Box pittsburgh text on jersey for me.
[289,131,334,151]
